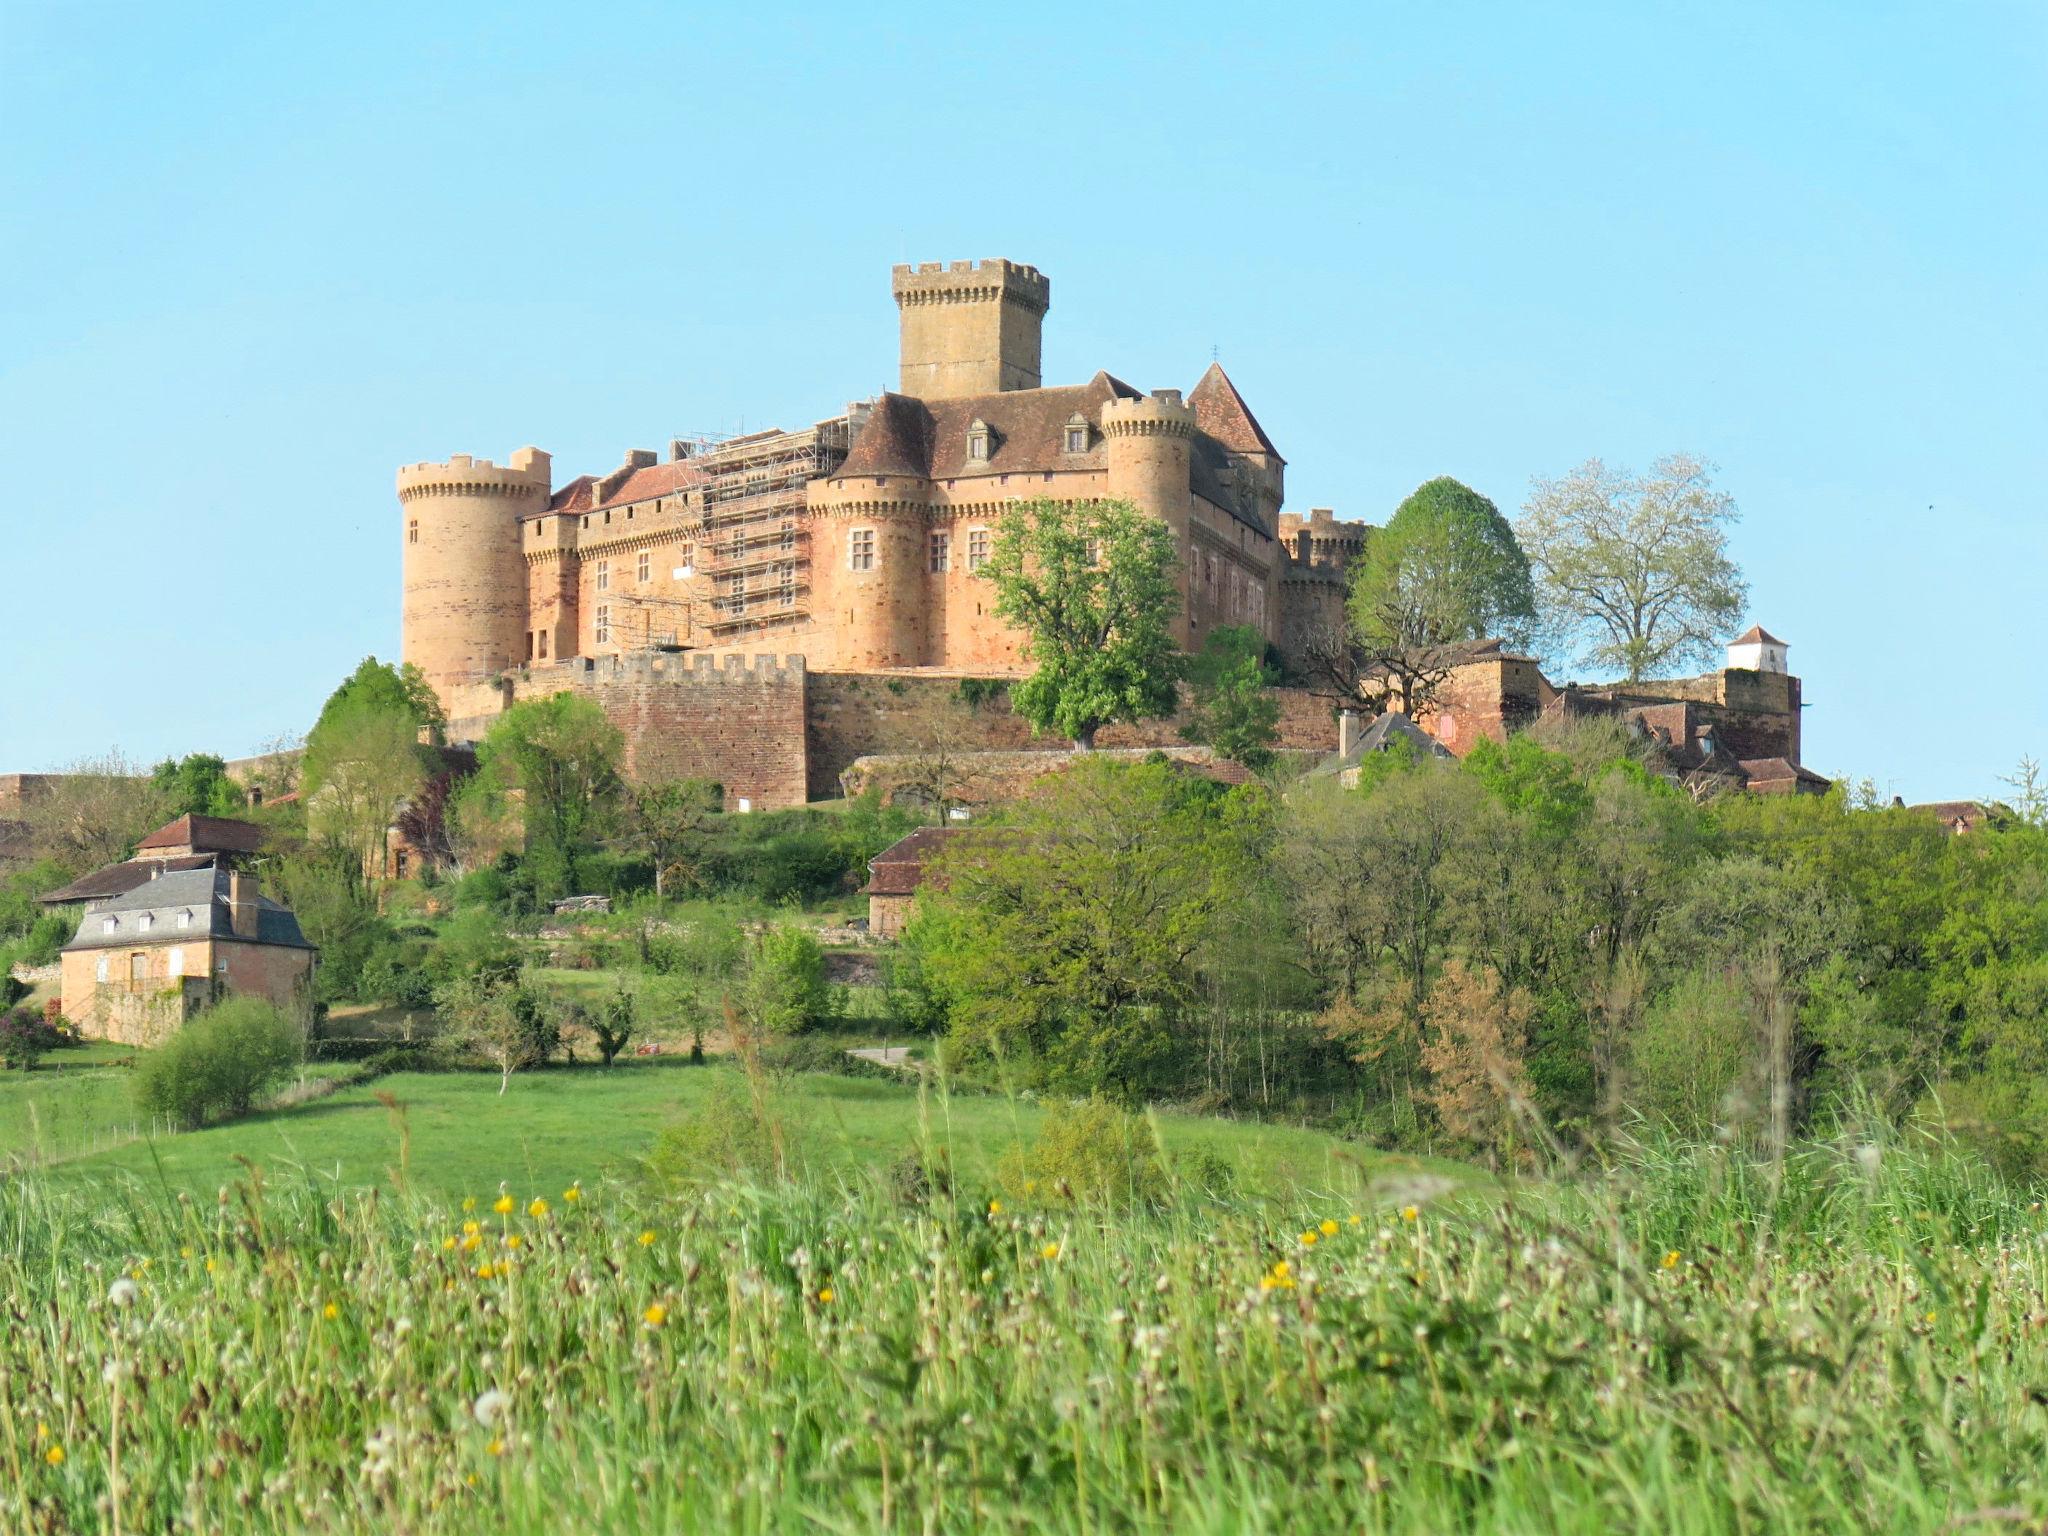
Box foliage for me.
[1179,623,1281,769]
[996,1096,1167,1206]
[312,655,446,744]
[149,753,245,818]
[1519,453,1748,680]
[912,757,1259,1099]
[613,776,721,897]
[983,496,1183,748]
[744,926,838,1035]
[645,1075,777,1186]
[1417,959,1535,1152]
[591,986,635,1066]
[130,997,302,1128]
[268,843,389,1005]
[1343,476,1534,713]
[435,971,557,1093]
[301,690,427,878]
[472,694,625,904]
[17,750,176,871]
[0,1007,63,1070]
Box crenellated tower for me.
[1102,389,1198,642]
[892,260,1050,399]
[398,447,551,708]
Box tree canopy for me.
[1343,477,1534,712]
[472,693,625,902]
[1518,453,1748,681]
[1179,625,1281,770]
[982,497,1182,749]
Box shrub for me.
[999,1097,1167,1207]
[646,1077,779,1187]
[590,987,635,1066]
[132,997,303,1129]
[0,1007,61,1069]
[745,927,838,1035]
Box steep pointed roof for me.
[1187,362,1284,464]
[1731,625,1786,646]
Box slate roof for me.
[41,854,222,907]
[136,814,265,855]
[60,865,313,952]
[1321,712,1457,773]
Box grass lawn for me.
[49,1057,1466,1211]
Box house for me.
[1317,710,1456,788]
[1910,800,1998,834]
[40,813,267,912]
[862,827,969,939]
[58,866,314,1045]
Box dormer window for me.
[967,419,991,463]
[178,910,192,929]
[139,914,153,933]
[1063,415,1088,455]
[102,916,117,934]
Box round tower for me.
[1102,390,1197,640]
[398,447,551,709]
[804,484,930,668]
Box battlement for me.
[892,259,1050,313]
[1101,390,1197,437]
[562,651,807,684]
[398,447,551,502]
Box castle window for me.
[849,529,875,572]
[636,550,651,584]
[527,631,536,661]
[929,532,950,573]
[1063,415,1088,454]
[596,559,610,591]
[967,528,990,570]
[96,956,109,983]
[594,604,611,645]
[408,519,419,545]
[967,419,990,463]
[538,629,549,659]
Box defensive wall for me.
[444,657,1342,811]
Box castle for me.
[400,259,1367,720]
[396,258,1811,809]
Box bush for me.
[132,997,303,1129]
[646,1077,780,1186]
[745,927,838,1035]
[999,1097,1167,1207]
[0,1007,61,1069]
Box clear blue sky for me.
[4,1,2042,801]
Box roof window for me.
[967,420,991,463]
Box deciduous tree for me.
[473,693,625,902]
[1518,453,1748,681]
[983,497,1182,749]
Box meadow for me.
[4,1079,2047,1533]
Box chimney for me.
[227,871,260,939]
[1338,708,1361,758]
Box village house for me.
[40,813,268,913]
[58,866,315,1046]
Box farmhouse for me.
[59,866,314,1046]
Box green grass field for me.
[34,1056,1453,1210]
[4,1119,2043,1534]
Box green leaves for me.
[984,497,1183,747]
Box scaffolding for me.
[679,416,852,638]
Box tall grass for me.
[2,1124,2044,1533]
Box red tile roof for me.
[136,814,265,855]
[1187,362,1284,462]
[542,475,598,516]
[1732,625,1786,646]
[863,827,970,897]
[593,460,706,511]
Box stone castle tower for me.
[398,448,551,698]
[891,260,1050,398]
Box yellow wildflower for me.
[476,1263,495,1280]
[1299,1230,1319,1247]
[988,1199,1003,1215]
[1023,1180,1037,1195]
[503,1235,523,1250]
[1320,1219,1339,1237]
[486,1438,504,1458]
[323,1302,339,1320]
[180,1246,193,1260]
[817,1286,835,1303]
[1661,1250,1681,1270]
[1273,1260,1291,1279]
[204,1258,217,1274]
[1040,1242,1060,1261]
[643,1302,668,1329]
[45,1446,64,1466]
[527,1198,549,1219]
[562,1186,581,1203]
[1401,1205,1420,1223]
[637,1230,657,1247]
[1348,1214,1362,1226]
[442,1237,457,1251]
[462,1196,477,1212]
[493,1195,515,1215]
[462,1220,481,1237]
[461,1233,482,1253]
